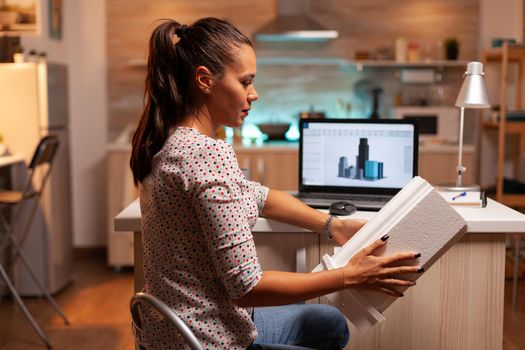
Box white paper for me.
[439,191,483,207]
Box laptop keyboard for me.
[299,193,390,203]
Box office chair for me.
[130,292,205,350]
[0,135,69,349]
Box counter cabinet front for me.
[254,231,504,350]
[234,143,475,191]
[115,199,525,350]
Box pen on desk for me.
[452,191,467,201]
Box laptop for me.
[293,118,419,211]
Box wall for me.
[106,0,274,141]
[20,0,68,63]
[106,0,480,142]
[66,0,107,247]
[21,0,108,247]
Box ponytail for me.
[130,20,184,185]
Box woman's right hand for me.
[341,235,422,297]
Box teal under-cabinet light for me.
[285,123,300,141]
[241,123,264,144]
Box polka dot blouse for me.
[139,127,268,349]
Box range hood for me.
[254,0,338,42]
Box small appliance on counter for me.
[394,106,458,144]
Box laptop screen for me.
[299,119,419,195]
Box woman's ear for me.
[195,66,213,94]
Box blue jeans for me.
[248,304,349,350]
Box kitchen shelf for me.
[482,120,525,133]
[256,57,469,68]
[125,57,469,69]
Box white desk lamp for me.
[441,61,490,191]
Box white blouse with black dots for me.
[139,127,268,349]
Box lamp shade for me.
[454,61,491,109]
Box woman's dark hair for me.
[130,17,252,185]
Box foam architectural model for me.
[312,176,468,332]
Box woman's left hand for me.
[330,218,368,246]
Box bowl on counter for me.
[257,123,290,141]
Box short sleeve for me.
[189,142,262,299]
[245,180,269,213]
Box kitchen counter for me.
[107,141,474,153]
[115,197,524,234]
[0,154,25,167]
[115,197,525,349]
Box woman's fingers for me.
[377,278,416,287]
[381,251,420,265]
[379,265,422,276]
[360,235,388,256]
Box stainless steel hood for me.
[254,0,338,42]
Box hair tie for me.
[175,24,188,39]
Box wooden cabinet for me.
[482,42,525,207]
[234,144,299,191]
[107,146,137,269]
[234,143,474,190]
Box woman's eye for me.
[242,79,254,86]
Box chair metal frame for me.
[130,292,205,350]
[0,135,69,349]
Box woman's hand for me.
[330,218,368,246]
[341,236,421,297]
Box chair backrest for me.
[20,135,60,198]
[29,135,59,169]
[130,292,205,350]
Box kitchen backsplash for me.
[249,62,464,125]
[107,0,479,143]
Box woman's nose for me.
[248,89,259,102]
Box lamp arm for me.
[456,106,466,187]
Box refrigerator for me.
[0,62,73,296]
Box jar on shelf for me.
[407,43,420,62]
[395,37,407,63]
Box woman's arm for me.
[261,189,366,246]
[235,269,344,307]
[235,237,421,307]
[261,189,327,233]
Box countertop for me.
[107,141,474,153]
[115,197,525,234]
[0,154,25,167]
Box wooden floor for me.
[1,249,525,349]
[0,250,134,350]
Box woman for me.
[130,18,421,350]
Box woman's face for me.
[207,44,258,128]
